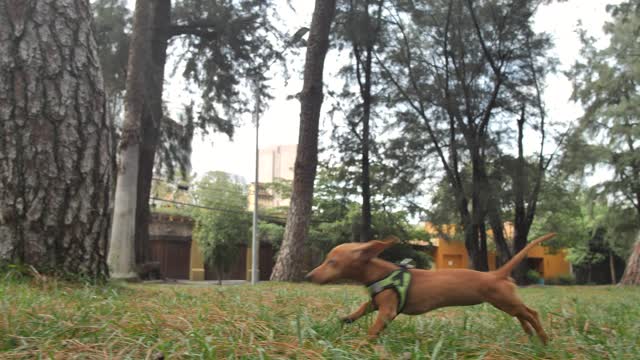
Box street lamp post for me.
[251,85,260,285]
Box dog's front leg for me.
[367,303,397,340]
[341,301,375,324]
[366,291,398,340]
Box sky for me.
[134,0,623,183]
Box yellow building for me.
[422,222,571,280]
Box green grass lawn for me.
[1,275,639,359]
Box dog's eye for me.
[327,259,336,266]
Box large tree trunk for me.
[469,150,489,271]
[620,233,640,285]
[359,45,372,243]
[352,0,382,243]
[134,0,170,266]
[271,0,337,281]
[0,0,113,278]
[512,109,530,283]
[108,0,155,279]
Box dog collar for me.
[366,267,412,313]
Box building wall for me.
[426,222,571,279]
[258,144,296,183]
[247,183,276,212]
[528,246,571,279]
[431,239,569,279]
[149,213,193,238]
[432,238,470,270]
[251,145,297,210]
[189,240,205,281]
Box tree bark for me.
[512,107,530,283]
[360,53,372,242]
[620,233,640,285]
[270,0,337,281]
[609,250,617,284]
[356,42,373,242]
[0,0,113,278]
[469,149,489,271]
[134,0,170,266]
[108,0,155,279]
[352,0,383,243]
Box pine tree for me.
[271,0,337,281]
[0,0,113,278]
[566,0,640,284]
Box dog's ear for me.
[355,237,399,261]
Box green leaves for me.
[190,172,251,275]
[565,0,640,220]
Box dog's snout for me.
[304,272,313,281]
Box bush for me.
[545,274,576,285]
[526,269,542,283]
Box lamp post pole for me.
[251,85,260,285]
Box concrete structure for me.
[246,145,297,281]
[248,144,297,211]
[259,144,297,183]
[419,222,571,280]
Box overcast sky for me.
[132,0,622,182]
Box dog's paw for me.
[340,317,354,324]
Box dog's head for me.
[305,236,399,284]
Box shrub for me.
[526,269,542,283]
[546,274,576,285]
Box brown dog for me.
[305,233,557,343]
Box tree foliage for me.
[380,0,556,272]
[565,0,640,220]
[92,0,130,123]
[171,0,284,136]
[564,0,640,284]
[190,172,250,284]
[305,167,432,267]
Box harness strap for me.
[366,267,412,313]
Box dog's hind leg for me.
[516,314,534,336]
[523,305,548,344]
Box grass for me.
[1,274,639,359]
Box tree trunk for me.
[469,150,489,271]
[620,234,640,285]
[609,250,617,284]
[108,0,155,279]
[0,0,113,278]
[134,0,170,266]
[359,45,372,242]
[352,0,382,243]
[488,210,509,266]
[270,0,337,281]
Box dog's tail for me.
[492,233,557,279]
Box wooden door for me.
[150,238,191,279]
[259,243,274,280]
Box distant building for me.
[148,212,275,281]
[248,144,297,211]
[414,222,571,281]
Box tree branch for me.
[168,24,219,40]
[464,0,500,76]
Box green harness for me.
[366,267,412,313]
